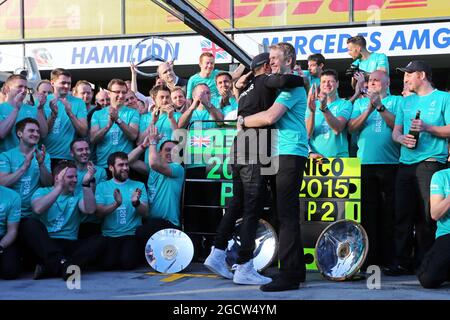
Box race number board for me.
[300,158,361,270]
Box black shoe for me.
[381,265,413,276]
[260,277,300,292]
[60,260,73,281]
[33,264,50,280]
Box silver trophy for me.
[315,220,369,281]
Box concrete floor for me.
[1,263,449,301]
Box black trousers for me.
[0,242,22,280]
[394,161,446,269]
[361,164,397,268]
[51,236,106,272]
[274,155,307,282]
[101,235,140,271]
[136,218,179,251]
[78,222,102,240]
[19,217,105,275]
[417,234,450,288]
[18,217,64,275]
[214,163,268,264]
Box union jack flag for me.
[200,39,228,60]
[190,135,211,147]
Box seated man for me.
[129,125,184,250]
[0,186,22,279]
[417,168,450,288]
[95,152,148,270]
[31,161,105,280]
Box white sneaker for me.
[233,260,271,285]
[204,247,233,279]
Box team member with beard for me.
[95,152,148,270]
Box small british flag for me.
[200,39,228,60]
[190,135,211,147]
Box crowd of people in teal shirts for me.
[0,35,449,289]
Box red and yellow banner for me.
[0,0,121,40]
[1,0,448,40]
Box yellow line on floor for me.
[145,271,220,282]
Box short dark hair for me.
[215,72,232,83]
[50,68,72,81]
[307,54,325,66]
[347,35,367,48]
[107,151,128,168]
[70,137,90,151]
[52,160,77,177]
[15,118,40,137]
[107,78,127,91]
[150,84,171,99]
[159,140,178,152]
[321,69,339,82]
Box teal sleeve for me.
[174,112,182,122]
[95,185,107,205]
[130,109,140,125]
[138,183,148,204]
[169,163,184,178]
[97,168,107,184]
[75,101,88,120]
[275,90,295,110]
[337,100,353,119]
[351,100,363,118]
[0,152,11,173]
[186,77,194,99]
[44,153,51,172]
[388,96,400,116]
[378,53,389,70]
[430,172,445,195]
[395,100,405,126]
[91,112,100,127]
[443,93,450,125]
[31,188,47,201]
[8,193,22,224]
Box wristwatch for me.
[376,105,386,112]
[82,177,95,187]
[319,104,328,113]
[237,115,245,128]
[116,118,123,125]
